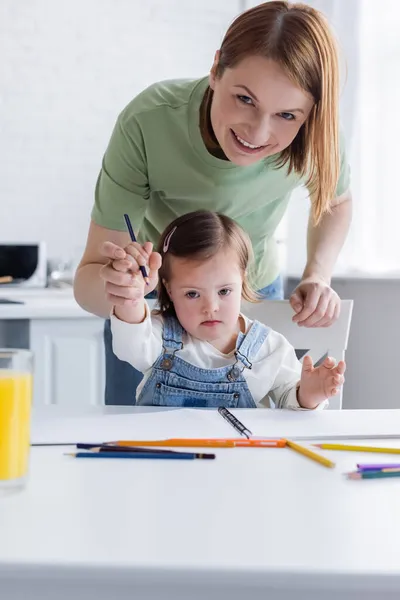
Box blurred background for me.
[0,1,399,408]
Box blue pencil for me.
[66,451,215,460]
[123,213,149,284]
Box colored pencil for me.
[286,439,336,469]
[85,448,215,459]
[66,451,215,460]
[367,468,400,473]
[80,446,211,458]
[123,213,149,284]
[76,443,178,454]
[234,439,287,447]
[348,470,400,480]
[112,438,286,448]
[113,439,235,448]
[357,463,400,471]
[314,443,400,455]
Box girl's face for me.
[209,55,314,166]
[164,248,244,354]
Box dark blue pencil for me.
[77,443,183,455]
[123,213,149,284]
[66,451,215,460]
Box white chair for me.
[241,299,353,409]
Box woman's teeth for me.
[233,131,263,149]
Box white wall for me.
[0,0,240,263]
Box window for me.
[333,1,400,275]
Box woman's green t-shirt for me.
[92,77,350,289]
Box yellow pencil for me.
[314,443,400,455]
[286,439,336,469]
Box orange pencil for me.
[110,438,286,449]
[112,439,236,448]
[234,439,287,447]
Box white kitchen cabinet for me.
[30,317,105,407]
[0,289,107,407]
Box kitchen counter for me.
[0,287,96,320]
[0,287,106,406]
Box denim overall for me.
[137,315,270,408]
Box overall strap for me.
[235,320,270,370]
[161,314,184,353]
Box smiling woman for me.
[206,56,314,162]
[74,1,352,405]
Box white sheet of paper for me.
[30,406,400,445]
[30,407,235,445]
[231,408,400,440]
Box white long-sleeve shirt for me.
[110,303,328,410]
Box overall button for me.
[228,366,241,381]
[161,358,173,370]
[234,393,240,399]
[156,383,161,389]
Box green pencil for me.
[348,469,400,480]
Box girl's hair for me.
[205,1,341,224]
[156,210,258,316]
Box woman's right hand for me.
[99,240,161,307]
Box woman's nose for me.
[249,115,273,146]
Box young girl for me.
[109,211,345,409]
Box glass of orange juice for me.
[0,349,33,492]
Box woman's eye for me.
[279,112,295,121]
[219,288,231,297]
[237,95,254,106]
[186,291,199,299]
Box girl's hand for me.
[297,356,346,409]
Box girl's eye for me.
[237,95,254,106]
[219,288,231,297]
[279,112,295,121]
[186,291,199,299]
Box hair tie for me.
[163,226,177,253]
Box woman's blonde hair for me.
[156,211,258,317]
[206,1,341,224]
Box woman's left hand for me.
[289,276,341,327]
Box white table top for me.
[2,406,400,600]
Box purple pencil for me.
[357,463,400,471]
